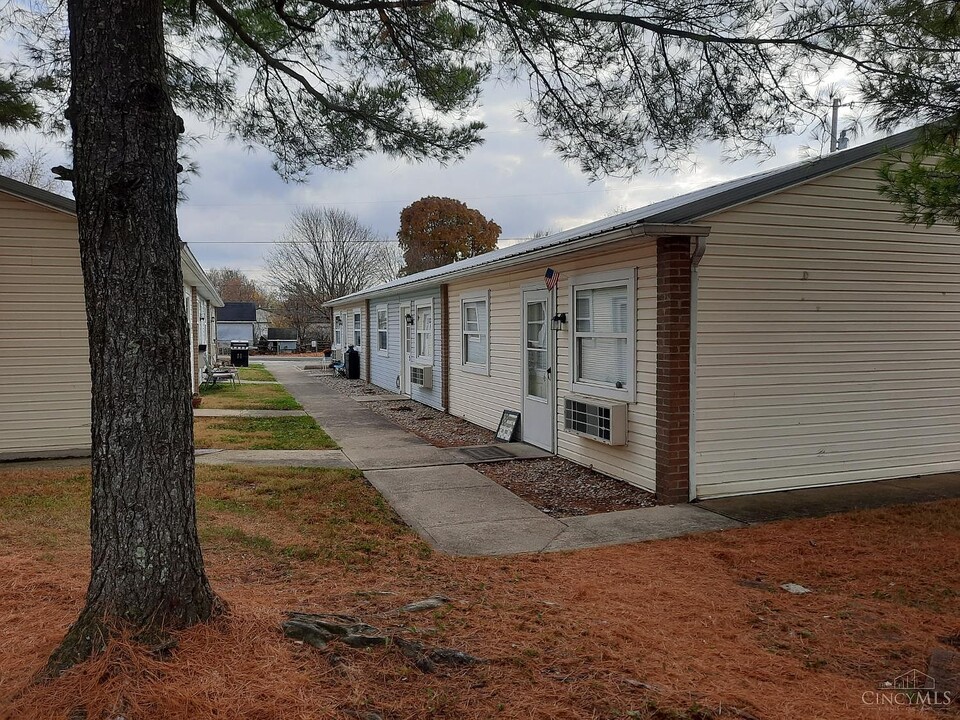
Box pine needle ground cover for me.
[199,383,301,410]
[1,464,958,719]
[194,416,337,450]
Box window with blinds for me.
[376,306,388,354]
[416,302,433,361]
[461,297,488,371]
[353,310,362,348]
[571,277,633,399]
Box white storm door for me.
[521,289,554,450]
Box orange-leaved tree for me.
[398,197,500,276]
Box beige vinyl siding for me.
[694,158,960,497]
[448,237,657,491]
[0,193,90,458]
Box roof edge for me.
[0,174,76,215]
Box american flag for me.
[544,267,560,291]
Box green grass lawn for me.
[236,363,276,382]
[199,382,301,410]
[194,416,337,450]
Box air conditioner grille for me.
[411,367,424,385]
[565,399,612,441]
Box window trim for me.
[376,304,389,356]
[460,290,490,375]
[333,311,344,349]
[414,297,434,365]
[568,268,637,402]
[352,308,362,350]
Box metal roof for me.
[329,125,923,305]
[0,174,76,214]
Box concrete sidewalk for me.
[266,361,744,556]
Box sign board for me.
[496,410,520,442]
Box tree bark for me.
[47,0,222,675]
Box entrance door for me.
[400,303,412,395]
[521,289,553,450]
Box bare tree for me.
[206,266,268,304]
[267,208,399,317]
[0,144,63,191]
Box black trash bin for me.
[230,341,250,367]
[345,345,360,379]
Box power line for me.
[187,237,536,244]
[184,187,605,207]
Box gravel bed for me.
[473,457,657,518]
[366,401,496,448]
[305,373,657,516]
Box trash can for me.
[230,341,250,367]
[345,345,360,379]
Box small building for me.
[329,126,960,502]
[0,174,222,460]
[215,302,256,353]
[266,327,299,353]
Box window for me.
[461,294,488,373]
[333,312,343,348]
[376,305,388,355]
[415,300,433,362]
[570,271,635,400]
[353,310,362,348]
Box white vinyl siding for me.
[448,238,657,492]
[0,193,91,458]
[694,158,960,498]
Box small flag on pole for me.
[544,267,560,291]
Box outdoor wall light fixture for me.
[405,313,415,326]
[551,312,567,330]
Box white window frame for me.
[352,308,362,349]
[460,290,489,375]
[414,298,434,365]
[568,268,636,402]
[333,311,344,349]
[376,304,389,356]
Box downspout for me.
[689,237,707,502]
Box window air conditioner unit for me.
[563,397,627,445]
[410,365,433,390]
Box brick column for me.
[440,284,450,412]
[364,299,371,383]
[656,237,692,503]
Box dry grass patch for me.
[194,416,337,450]
[236,364,276,382]
[199,382,301,410]
[2,463,959,720]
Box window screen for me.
[377,307,388,352]
[573,284,629,389]
[462,299,487,366]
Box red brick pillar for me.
[656,237,692,503]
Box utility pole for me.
[830,97,840,153]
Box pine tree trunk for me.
[47,0,222,675]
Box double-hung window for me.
[570,271,635,400]
[461,293,488,373]
[376,305,389,355]
[333,313,343,348]
[353,310,362,348]
[415,300,433,363]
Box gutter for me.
[180,243,225,307]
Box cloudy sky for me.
[8,80,872,283]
